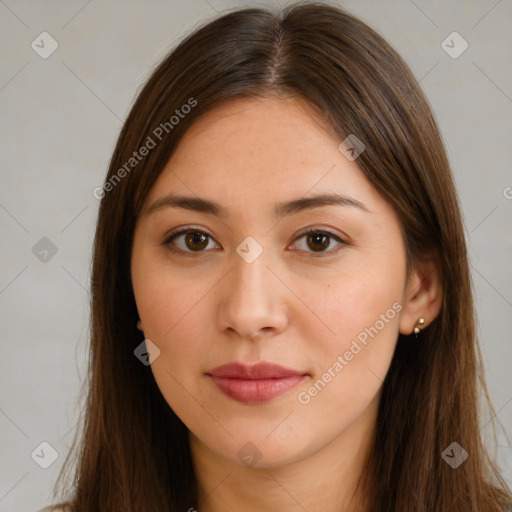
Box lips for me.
[206,362,308,404]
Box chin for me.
[209,431,315,470]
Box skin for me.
[130,95,442,511]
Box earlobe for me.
[399,255,443,336]
[413,317,425,334]
[137,319,144,332]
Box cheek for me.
[297,259,404,386]
[134,273,213,422]
[130,249,213,389]
[133,250,202,331]
[308,262,402,331]
[287,276,401,445]
[134,275,209,364]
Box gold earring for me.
[413,317,425,335]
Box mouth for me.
[206,362,309,404]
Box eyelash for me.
[161,226,348,257]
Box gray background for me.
[1,0,511,510]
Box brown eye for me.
[293,229,346,255]
[164,229,219,253]
[306,232,330,252]
[184,231,209,251]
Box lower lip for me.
[208,375,306,404]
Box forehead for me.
[170,95,339,173]
[144,95,382,213]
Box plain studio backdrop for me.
[0,0,511,510]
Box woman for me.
[43,2,512,511]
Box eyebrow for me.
[145,192,369,218]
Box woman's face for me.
[131,95,409,469]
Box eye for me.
[291,228,347,255]
[162,227,347,256]
[163,228,220,254]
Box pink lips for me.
[207,362,308,404]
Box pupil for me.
[308,233,329,252]
[186,232,208,251]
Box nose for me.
[217,245,289,342]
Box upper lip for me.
[207,362,307,379]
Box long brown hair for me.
[43,2,512,511]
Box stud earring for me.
[413,317,425,335]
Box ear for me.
[399,253,443,335]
